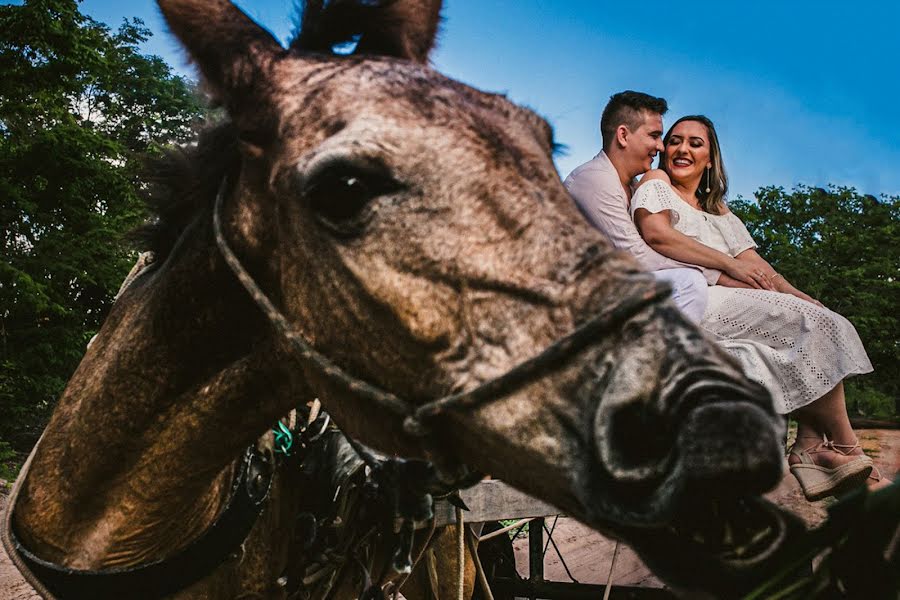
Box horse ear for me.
[291,0,442,65]
[157,0,282,106]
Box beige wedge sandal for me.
[830,442,894,493]
[789,439,873,501]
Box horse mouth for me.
[572,352,796,594]
[570,317,786,530]
[624,495,806,596]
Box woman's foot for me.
[788,437,873,501]
[827,442,893,493]
[787,436,864,470]
[865,465,893,493]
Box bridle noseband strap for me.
[213,179,671,438]
[3,446,273,600]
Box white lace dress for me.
[631,179,873,414]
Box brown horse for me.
[5,0,800,597]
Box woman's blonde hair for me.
[662,115,728,214]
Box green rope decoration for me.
[273,421,294,456]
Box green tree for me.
[0,0,205,459]
[731,185,900,417]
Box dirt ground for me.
[2,429,898,598]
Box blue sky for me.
[35,1,900,199]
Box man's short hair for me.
[600,91,668,152]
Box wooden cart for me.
[433,480,675,599]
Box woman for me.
[630,115,888,500]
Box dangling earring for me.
[705,166,711,194]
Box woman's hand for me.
[801,294,826,308]
[786,286,826,308]
[766,272,826,307]
[725,258,776,290]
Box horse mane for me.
[290,0,442,64]
[133,123,241,259]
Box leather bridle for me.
[2,441,275,599]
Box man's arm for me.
[565,168,721,284]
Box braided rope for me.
[213,184,412,417]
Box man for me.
[564,91,717,322]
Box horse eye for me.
[304,167,396,234]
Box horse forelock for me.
[132,124,242,260]
[290,0,443,63]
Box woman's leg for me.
[795,382,856,449]
[791,382,891,490]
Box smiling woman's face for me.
[664,120,711,184]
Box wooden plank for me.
[850,417,900,430]
[432,480,561,526]
[513,517,665,589]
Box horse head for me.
[157,0,792,586]
[11,0,796,596]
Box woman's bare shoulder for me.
[637,169,671,187]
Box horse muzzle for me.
[575,302,785,528]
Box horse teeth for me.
[748,527,772,548]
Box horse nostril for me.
[604,402,670,476]
[592,359,783,495]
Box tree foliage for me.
[731,186,900,416]
[0,0,205,454]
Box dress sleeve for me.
[630,179,681,225]
[625,179,720,285]
[722,212,758,255]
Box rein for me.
[212,179,672,446]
